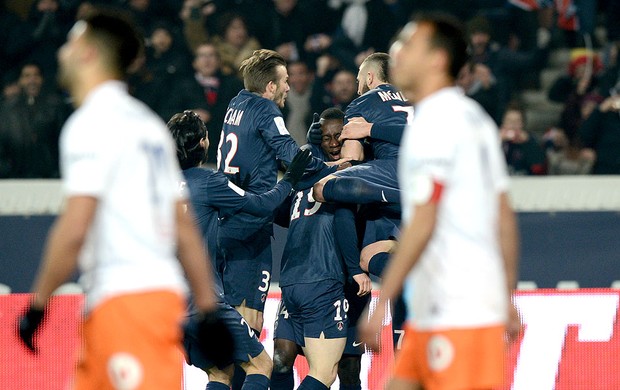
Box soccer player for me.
[360,14,522,390]
[312,52,412,205]
[16,9,230,389]
[272,108,372,390]
[217,49,335,336]
[168,110,311,390]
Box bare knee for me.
[272,339,299,374]
[242,350,273,377]
[206,364,234,386]
[313,181,326,202]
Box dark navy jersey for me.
[183,167,292,295]
[217,90,326,194]
[279,189,344,288]
[345,84,411,160]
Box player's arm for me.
[175,200,217,313]
[498,191,521,342]
[341,117,406,146]
[334,206,371,296]
[30,196,97,308]
[18,196,97,352]
[340,139,364,161]
[360,183,440,351]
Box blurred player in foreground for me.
[360,13,522,390]
[17,9,231,389]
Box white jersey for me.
[60,81,188,311]
[399,87,509,330]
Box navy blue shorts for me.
[220,226,272,312]
[183,302,264,370]
[333,159,399,189]
[273,300,297,344]
[342,281,370,356]
[281,281,348,345]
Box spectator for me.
[549,49,603,143]
[132,21,193,120]
[578,93,620,174]
[0,1,22,79]
[164,42,244,163]
[456,60,500,122]
[0,62,67,178]
[284,61,314,145]
[499,104,547,175]
[252,0,313,63]
[181,5,261,79]
[6,0,72,90]
[467,15,550,119]
[311,67,357,115]
[328,0,401,71]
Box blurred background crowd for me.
[1,0,619,178]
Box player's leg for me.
[272,300,303,390]
[183,302,270,390]
[302,335,347,388]
[313,161,400,204]
[272,338,301,390]
[338,280,369,390]
[284,282,348,389]
[238,350,272,390]
[221,227,272,334]
[338,355,362,390]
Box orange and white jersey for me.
[60,81,188,311]
[398,87,509,330]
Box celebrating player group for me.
[17,8,521,390]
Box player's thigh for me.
[303,336,347,371]
[75,291,184,390]
[184,302,264,371]
[221,238,272,312]
[333,159,399,188]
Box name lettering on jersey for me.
[378,90,405,102]
[224,108,244,126]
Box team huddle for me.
[17,8,520,390]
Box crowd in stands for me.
[1,0,619,178]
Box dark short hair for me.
[362,52,390,83]
[168,110,207,170]
[239,49,287,93]
[82,8,143,76]
[320,107,345,122]
[415,13,469,80]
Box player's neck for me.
[412,75,453,103]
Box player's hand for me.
[282,149,312,190]
[341,117,371,141]
[353,273,372,297]
[306,113,322,145]
[359,300,386,352]
[18,304,46,353]
[196,309,235,369]
[506,301,522,343]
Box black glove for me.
[18,305,46,353]
[196,309,235,369]
[306,112,323,145]
[282,149,312,190]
